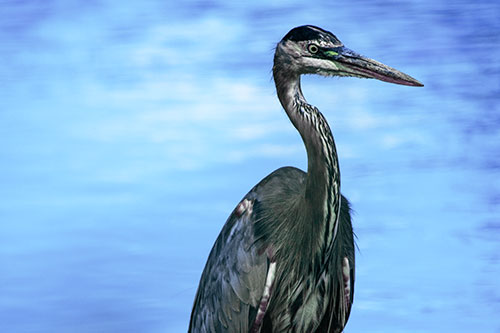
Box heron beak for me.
[325,47,424,87]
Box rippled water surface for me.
[1,1,499,332]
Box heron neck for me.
[273,66,341,244]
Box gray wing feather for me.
[189,192,269,333]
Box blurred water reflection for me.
[0,0,499,332]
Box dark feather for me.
[189,167,354,332]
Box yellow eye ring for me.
[308,44,319,54]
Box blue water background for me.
[1,0,499,332]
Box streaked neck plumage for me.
[272,55,341,254]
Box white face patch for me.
[277,38,348,77]
[301,57,340,75]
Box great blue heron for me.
[189,25,422,332]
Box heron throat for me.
[273,64,342,257]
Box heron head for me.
[275,25,423,87]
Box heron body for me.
[189,25,422,332]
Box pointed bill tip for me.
[333,47,424,87]
[394,73,423,87]
[349,60,424,87]
[398,77,424,87]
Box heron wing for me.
[189,192,269,332]
[337,195,355,322]
[316,194,356,332]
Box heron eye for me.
[308,44,319,54]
